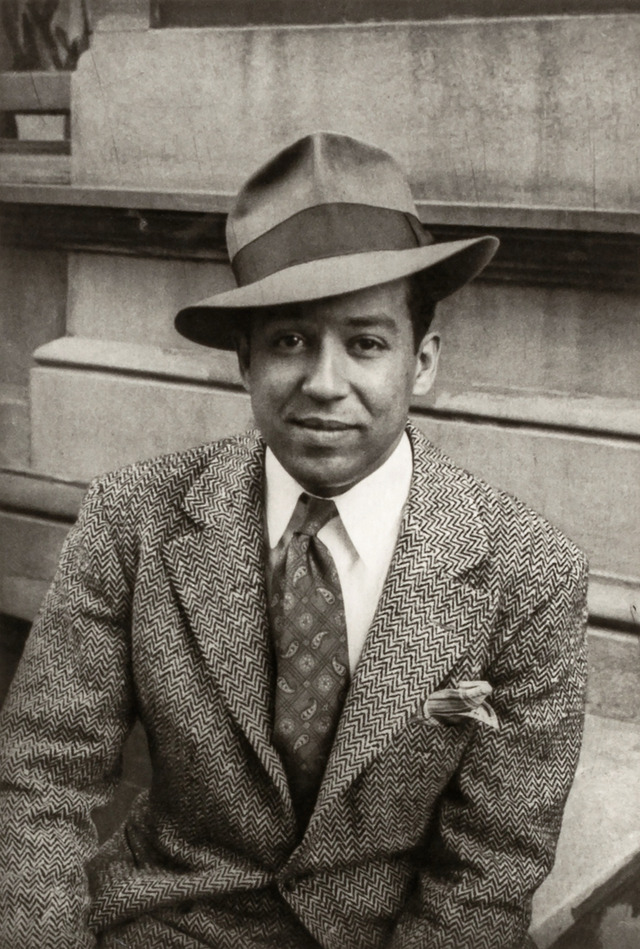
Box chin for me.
[298,466,360,497]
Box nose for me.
[300,339,349,401]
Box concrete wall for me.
[73,17,639,210]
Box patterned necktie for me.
[269,494,350,830]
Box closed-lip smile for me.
[290,417,356,431]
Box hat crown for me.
[174,130,499,350]
[226,132,418,260]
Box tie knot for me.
[297,495,338,537]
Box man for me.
[0,133,588,949]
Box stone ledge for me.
[423,388,640,441]
[33,337,640,440]
[531,714,640,947]
[0,468,86,521]
[154,0,640,27]
[0,153,70,186]
[1,182,638,234]
[0,196,638,293]
[588,575,639,631]
[34,337,239,389]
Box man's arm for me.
[390,551,589,949]
[0,480,136,949]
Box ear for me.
[236,333,252,393]
[412,332,440,397]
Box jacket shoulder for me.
[466,474,589,631]
[486,480,584,580]
[412,426,588,588]
[83,430,261,535]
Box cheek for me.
[363,364,416,418]
[247,362,292,405]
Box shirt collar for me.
[265,433,413,567]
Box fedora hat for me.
[175,132,499,350]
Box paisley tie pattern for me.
[269,494,350,831]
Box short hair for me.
[405,272,437,351]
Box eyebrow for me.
[343,315,399,333]
[259,312,400,334]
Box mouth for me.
[289,417,357,432]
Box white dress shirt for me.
[264,434,413,673]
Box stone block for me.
[0,512,70,619]
[0,385,29,468]
[587,628,640,723]
[412,414,640,580]
[0,246,67,387]
[432,283,640,403]
[91,0,150,32]
[0,152,70,185]
[73,17,640,210]
[30,366,253,481]
[67,252,235,349]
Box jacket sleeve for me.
[389,551,589,949]
[0,479,136,949]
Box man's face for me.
[238,278,440,497]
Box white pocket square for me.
[423,680,499,730]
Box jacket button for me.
[282,876,296,891]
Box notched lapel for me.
[161,434,290,803]
[313,428,498,820]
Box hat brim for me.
[175,235,499,350]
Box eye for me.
[272,333,305,351]
[350,336,387,356]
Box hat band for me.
[231,203,433,286]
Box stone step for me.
[531,714,640,947]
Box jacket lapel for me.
[313,426,497,820]
[161,427,497,834]
[162,432,291,807]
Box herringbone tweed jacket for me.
[0,424,588,949]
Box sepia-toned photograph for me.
[0,1,638,947]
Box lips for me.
[290,417,356,432]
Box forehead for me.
[252,277,412,332]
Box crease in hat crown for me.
[226,132,419,261]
